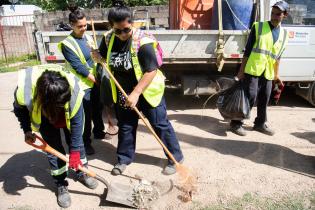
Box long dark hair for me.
[108,0,133,26]
[34,70,71,123]
[68,4,86,24]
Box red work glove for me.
[273,79,284,104]
[69,151,82,171]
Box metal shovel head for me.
[106,181,136,208]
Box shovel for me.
[26,134,137,208]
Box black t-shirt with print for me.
[99,34,159,106]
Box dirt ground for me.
[0,71,314,210]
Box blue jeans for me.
[39,116,87,184]
[83,85,105,145]
[115,96,184,165]
[231,73,272,127]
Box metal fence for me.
[0,14,36,63]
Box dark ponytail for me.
[68,4,86,24]
[35,70,71,123]
[108,0,133,26]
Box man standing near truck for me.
[231,1,289,136]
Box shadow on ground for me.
[178,132,315,177]
[291,131,315,144]
[0,139,165,198]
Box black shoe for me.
[163,158,184,175]
[253,124,275,136]
[94,131,106,139]
[77,173,98,189]
[111,163,127,176]
[56,181,71,208]
[230,125,247,136]
[84,144,95,155]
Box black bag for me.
[216,81,250,120]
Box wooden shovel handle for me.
[27,134,96,177]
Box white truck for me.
[34,0,315,105]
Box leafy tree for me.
[21,0,168,11]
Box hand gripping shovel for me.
[26,134,137,208]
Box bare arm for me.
[126,70,157,108]
[237,56,248,80]
[134,70,157,94]
[274,59,281,81]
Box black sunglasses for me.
[113,27,132,35]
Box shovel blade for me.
[106,182,136,208]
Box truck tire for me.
[296,81,315,106]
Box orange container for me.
[169,0,214,29]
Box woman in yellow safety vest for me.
[13,64,98,208]
[59,5,117,155]
[91,1,184,176]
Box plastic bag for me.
[216,81,250,120]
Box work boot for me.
[77,173,98,189]
[230,125,247,136]
[253,124,275,136]
[162,159,184,175]
[111,163,127,176]
[84,143,95,155]
[56,180,71,208]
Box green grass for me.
[0,54,40,73]
[198,192,315,210]
[0,59,40,73]
[0,53,37,64]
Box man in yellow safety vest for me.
[231,1,289,136]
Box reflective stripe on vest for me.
[24,67,33,111]
[16,64,84,132]
[105,29,165,107]
[51,157,87,176]
[58,34,96,90]
[51,165,67,176]
[245,21,288,80]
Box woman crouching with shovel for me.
[91,0,184,176]
[13,64,98,208]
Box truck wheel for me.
[296,81,315,106]
[309,82,315,106]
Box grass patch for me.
[0,53,37,64]
[0,54,39,73]
[200,192,314,210]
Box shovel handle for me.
[28,134,96,178]
[25,134,47,150]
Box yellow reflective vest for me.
[104,28,165,107]
[58,34,96,90]
[15,64,85,132]
[245,21,288,80]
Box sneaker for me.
[84,144,95,155]
[111,163,127,176]
[162,159,184,175]
[56,181,71,208]
[77,173,98,189]
[253,124,275,136]
[230,125,247,136]
[94,131,106,139]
